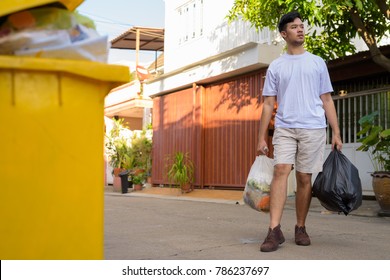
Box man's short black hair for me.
[278,11,302,32]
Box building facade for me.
[144,0,390,194]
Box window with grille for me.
[176,0,203,45]
[328,87,390,144]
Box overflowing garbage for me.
[0,6,109,62]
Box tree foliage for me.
[227,0,390,71]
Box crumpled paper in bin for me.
[0,7,109,62]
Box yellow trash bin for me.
[0,0,84,16]
[0,55,129,259]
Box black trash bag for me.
[312,148,362,215]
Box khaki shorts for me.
[272,128,326,173]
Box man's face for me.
[281,17,305,46]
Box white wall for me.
[146,42,282,95]
[164,0,280,72]
[145,0,282,96]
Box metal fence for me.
[328,87,390,144]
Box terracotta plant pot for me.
[181,183,192,193]
[113,168,125,177]
[372,173,390,217]
[112,168,126,192]
[133,168,145,175]
[113,176,122,192]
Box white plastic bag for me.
[243,155,274,212]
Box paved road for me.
[104,193,390,260]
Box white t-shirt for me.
[262,51,333,129]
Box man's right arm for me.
[257,96,276,155]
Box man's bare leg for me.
[269,164,292,229]
[294,171,312,246]
[295,171,312,226]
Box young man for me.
[257,11,342,252]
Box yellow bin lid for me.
[0,55,130,84]
[0,0,84,18]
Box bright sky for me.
[77,0,165,65]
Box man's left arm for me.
[320,93,343,151]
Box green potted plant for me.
[166,151,194,193]
[132,172,146,191]
[131,129,152,180]
[356,111,390,216]
[105,118,133,191]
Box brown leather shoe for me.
[295,225,311,246]
[260,224,285,252]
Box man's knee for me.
[273,164,293,178]
[295,171,312,186]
